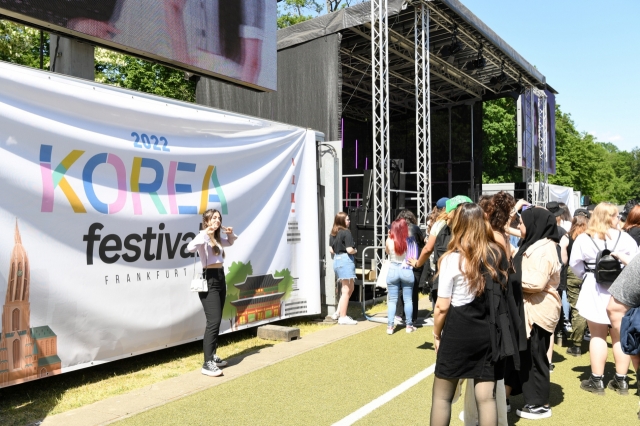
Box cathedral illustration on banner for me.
[0,222,60,387]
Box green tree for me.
[277,0,322,28]
[274,268,294,300]
[0,20,48,68]
[95,48,196,102]
[481,97,521,184]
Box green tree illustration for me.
[274,268,294,300]
[222,261,253,322]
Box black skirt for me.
[435,294,504,380]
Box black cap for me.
[574,208,590,219]
[546,201,563,217]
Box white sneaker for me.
[387,326,394,335]
[406,325,417,333]
[201,361,222,377]
[331,310,339,320]
[338,316,357,325]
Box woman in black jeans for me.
[188,209,238,377]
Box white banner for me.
[0,62,319,388]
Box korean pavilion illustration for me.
[0,222,60,387]
[231,275,285,325]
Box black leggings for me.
[430,377,497,426]
[199,268,227,363]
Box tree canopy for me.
[481,97,640,204]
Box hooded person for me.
[505,208,562,420]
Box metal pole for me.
[415,2,431,223]
[39,30,44,70]
[448,106,452,197]
[470,102,475,200]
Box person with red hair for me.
[623,205,640,246]
[385,218,418,334]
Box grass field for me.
[115,326,639,426]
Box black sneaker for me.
[213,354,228,367]
[201,360,223,377]
[516,404,552,419]
[549,362,555,373]
[506,398,511,413]
[566,346,582,357]
[608,376,629,395]
[580,375,605,395]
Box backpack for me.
[584,233,622,289]
[485,262,516,363]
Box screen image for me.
[0,0,276,91]
[516,89,556,175]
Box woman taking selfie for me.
[329,212,358,325]
[188,209,238,377]
[430,203,509,426]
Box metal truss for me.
[371,0,390,255]
[415,2,431,223]
[536,89,548,204]
[522,86,535,203]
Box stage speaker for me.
[581,195,590,206]
[514,182,527,200]
[357,208,374,229]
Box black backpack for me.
[584,233,622,289]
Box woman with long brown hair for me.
[430,203,509,426]
[329,212,358,325]
[187,209,237,377]
[559,210,589,355]
[571,203,638,395]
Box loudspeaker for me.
[357,208,374,229]
[514,182,527,200]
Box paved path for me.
[40,318,382,426]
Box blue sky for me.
[460,0,640,152]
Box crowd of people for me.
[328,195,640,424]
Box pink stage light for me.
[365,157,368,170]
[355,139,358,169]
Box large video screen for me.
[516,89,556,175]
[0,0,276,91]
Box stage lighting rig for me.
[513,76,526,95]
[465,44,486,72]
[438,26,462,58]
[489,62,508,90]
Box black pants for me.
[396,270,421,322]
[519,324,552,406]
[199,268,227,363]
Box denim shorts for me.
[333,253,356,280]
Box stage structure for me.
[196,0,555,293]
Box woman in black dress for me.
[430,203,509,426]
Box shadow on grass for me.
[417,341,434,350]
[0,323,286,426]
[508,382,565,424]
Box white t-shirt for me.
[438,252,475,307]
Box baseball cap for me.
[446,195,472,213]
[546,201,563,217]
[436,197,449,209]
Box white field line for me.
[332,363,436,426]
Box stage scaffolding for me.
[367,0,552,251]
